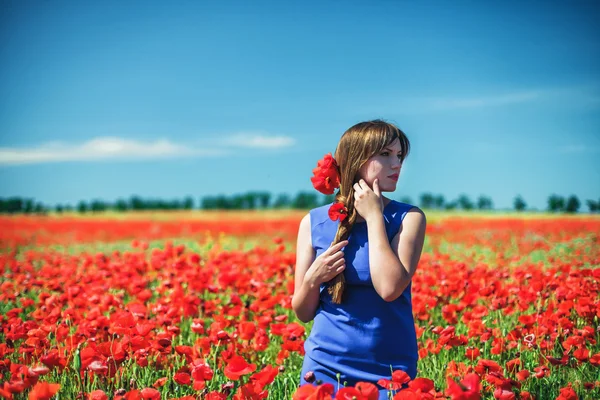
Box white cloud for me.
[0,132,299,166]
[221,133,296,149]
[0,137,228,166]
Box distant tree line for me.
[410,193,596,213]
[0,192,598,214]
[0,192,334,214]
[414,193,494,211]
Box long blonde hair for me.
[328,119,410,304]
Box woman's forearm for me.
[292,275,322,323]
[366,214,410,301]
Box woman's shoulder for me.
[392,199,423,213]
[388,199,426,223]
[308,203,334,228]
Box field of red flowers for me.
[0,213,599,400]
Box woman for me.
[292,120,427,399]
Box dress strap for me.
[387,201,418,241]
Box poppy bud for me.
[304,371,316,383]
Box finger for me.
[326,240,349,254]
[331,257,345,268]
[353,182,361,192]
[328,260,345,277]
[328,249,345,262]
[373,178,381,196]
[359,179,371,192]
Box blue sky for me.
[1,0,599,210]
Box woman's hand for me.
[353,178,384,223]
[303,240,349,287]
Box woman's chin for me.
[382,183,397,192]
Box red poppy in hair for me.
[310,153,340,195]
[328,202,348,222]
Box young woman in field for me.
[291,120,427,399]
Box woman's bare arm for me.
[291,214,348,322]
[367,208,427,302]
[291,214,321,323]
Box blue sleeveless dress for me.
[299,200,419,399]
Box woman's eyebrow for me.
[384,147,402,153]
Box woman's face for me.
[357,138,404,192]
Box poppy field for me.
[0,212,599,400]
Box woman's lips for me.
[388,174,399,181]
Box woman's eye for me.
[381,151,403,159]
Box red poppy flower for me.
[238,321,257,341]
[556,385,578,400]
[516,370,530,381]
[533,366,550,379]
[224,355,257,381]
[250,364,279,389]
[335,387,365,399]
[311,153,340,195]
[392,389,422,400]
[293,383,334,400]
[328,202,348,222]
[28,382,61,400]
[122,389,142,400]
[192,362,214,382]
[174,372,191,385]
[493,388,515,400]
[573,347,590,362]
[29,365,50,377]
[293,384,317,400]
[152,377,167,388]
[445,373,481,400]
[140,388,160,400]
[474,359,502,375]
[88,361,108,375]
[465,347,480,361]
[408,377,435,393]
[378,370,411,391]
[88,390,109,400]
[205,394,228,400]
[354,382,379,400]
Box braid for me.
[327,189,357,303]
